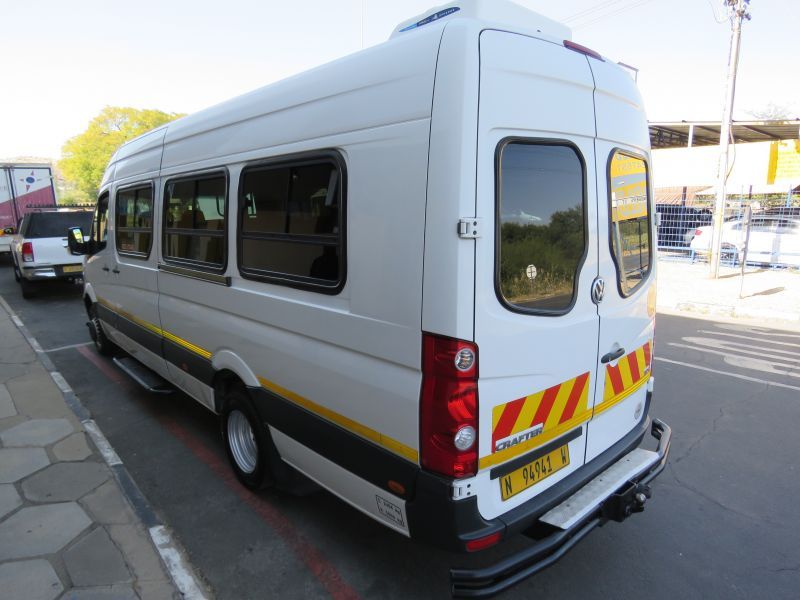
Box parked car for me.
[690,215,800,267]
[655,204,711,248]
[11,209,93,298]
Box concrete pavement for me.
[0,299,195,599]
[656,258,800,324]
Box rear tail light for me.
[420,333,478,479]
[22,242,34,262]
[695,229,703,236]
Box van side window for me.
[608,151,651,296]
[116,184,153,258]
[163,173,227,269]
[238,156,344,292]
[92,192,109,251]
[496,142,586,313]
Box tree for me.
[746,103,795,121]
[59,107,185,200]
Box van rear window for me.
[23,212,93,239]
[496,142,586,313]
[608,151,651,296]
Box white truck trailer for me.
[0,163,58,252]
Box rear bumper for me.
[449,418,672,598]
[407,392,656,550]
[21,264,83,280]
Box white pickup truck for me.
[11,209,94,298]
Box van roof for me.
[107,1,573,175]
[391,0,570,41]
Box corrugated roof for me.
[650,120,800,149]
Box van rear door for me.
[585,59,655,462]
[473,31,600,520]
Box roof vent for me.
[390,0,571,40]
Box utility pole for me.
[710,0,751,278]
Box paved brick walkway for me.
[0,307,182,599]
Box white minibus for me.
[70,1,671,595]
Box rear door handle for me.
[601,347,626,364]
[112,267,120,274]
[101,266,110,272]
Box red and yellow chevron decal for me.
[597,340,652,416]
[482,372,591,470]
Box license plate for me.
[62,265,83,273]
[500,445,570,501]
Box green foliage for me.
[499,205,584,304]
[59,107,185,199]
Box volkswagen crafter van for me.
[69,1,671,595]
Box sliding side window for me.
[163,173,227,270]
[116,184,153,258]
[608,151,651,296]
[496,141,586,314]
[239,154,345,293]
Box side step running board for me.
[113,356,173,394]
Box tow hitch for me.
[601,481,652,522]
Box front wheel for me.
[221,386,273,490]
[88,305,118,356]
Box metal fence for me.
[656,195,800,270]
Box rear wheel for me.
[19,277,34,299]
[221,386,272,490]
[88,305,117,356]
[12,259,20,282]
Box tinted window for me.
[163,174,227,268]
[92,193,109,248]
[497,142,585,312]
[239,158,343,290]
[116,185,153,257]
[609,151,651,296]
[24,211,93,239]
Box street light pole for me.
[710,0,751,278]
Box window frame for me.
[161,168,229,273]
[493,137,589,317]
[115,181,154,260]
[236,149,347,295]
[606,148,653,298]
[92,190,110,253]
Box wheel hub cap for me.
[227,410,257,474]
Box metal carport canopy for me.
[649,120,800,149]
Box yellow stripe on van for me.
[97,299,419,464]
[97,297,211,359]
[258,376,419,464]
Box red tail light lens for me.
[695,229,703,236]
[420,333,478,478]
[22,242,34,262]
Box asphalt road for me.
[2,260,798,599]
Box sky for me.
[1,0,797,160]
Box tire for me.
[12,259,20,282]
[20,277,34,299]
[88,305,118,356]
[221,385,273,490]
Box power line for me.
[571,0,661,29]
[562,0,632,23]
